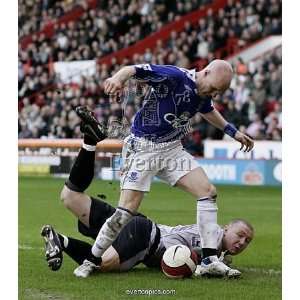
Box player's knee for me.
[209,184,217,199]
[60,185,79,208]
[60,185,68,203]
[60,186,70,208]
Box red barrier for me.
[18,138,123,152]
[97,0,229,66]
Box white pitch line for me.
[24,288,70,300]
[242,267,281,275]
[19,244,43,250]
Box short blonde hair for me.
[228,219,254,233]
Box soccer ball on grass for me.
[161,244,198,279]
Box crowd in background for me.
[183,47,282,155]
[18,0,282,156]
[19,0,211,46]
[18,0,213,102]
[19,0,84,38]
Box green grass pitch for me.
[19,176,281,300]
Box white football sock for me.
[60,234,69,248]
[197,197,219,249]
[91,207,133,257]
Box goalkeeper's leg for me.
[60,131,98,226]
[73,189,143,278]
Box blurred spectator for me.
[251,79,267,107]
[246,114,265,139]
[236,57,248,75]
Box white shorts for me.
[120,135,200,192]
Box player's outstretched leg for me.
[61,106,108,225]
[41,224,102,276]
[196,196,241,277]
[65,106,107,194]
[73,190,143,278]
[176,167,239,277]
[73,207,134,277]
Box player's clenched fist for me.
[104,66,136,96]
[104,77,123,95]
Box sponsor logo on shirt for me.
[164,112,190,128]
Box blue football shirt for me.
[131,64,214,142]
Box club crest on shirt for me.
[128,171,138,182]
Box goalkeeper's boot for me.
[194,255,241,278]
[73,255,102,278]
[41,225,63,271]
[75,106,107,143]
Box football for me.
[161,244,198,279]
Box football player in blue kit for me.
[62,59,254,278]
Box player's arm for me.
[104,66,136,95]
[201,109,227,131]
[201,109,254,152]
[104,64,179,96]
